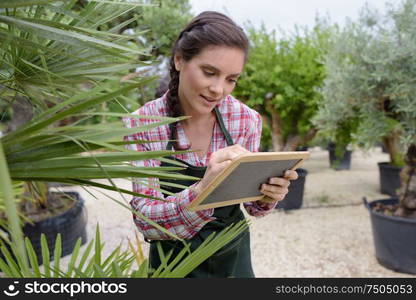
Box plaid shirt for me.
[123,93,277,240]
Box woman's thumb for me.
[216,159,232,171]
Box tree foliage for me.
[313,0,416,166]
[314,0,416,218]
[99,0,193,107]
[137,0,193,58]
[104,0,193,58]
[233,22,330,151]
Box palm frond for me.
[0,0,150,107]
[0,220,250,278]
[0,0,58,9]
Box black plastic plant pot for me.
[276,168,308,210]
[25,191,87,264]
[1,191,87,265]
[378,162,402,197]
[328,143,352,170]
[363,197,416,275]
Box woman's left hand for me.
[258,170,299,203]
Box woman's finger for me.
[268,177,291,188]
[260,189,285,202]
[260,183,288,195]
[284,170,299,180]
[260,196,278,203]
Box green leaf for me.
[25,237,41,277]
[150,241,172,278]
[0,0,58,8]
[61,179,165,201]
[0,245,22,277]
[0,15,144,54]
[0,256,14,277]
[52,234,62,277]
[0,142,29,274]
[64,238,82,278]
[110,262,123,278]
[82,259,95,277]
[77,239,94,274]
[94,224,102,266]
[167,220,250,278]
[101,245,121,270]
[92,264,106,277]
[9,151,186,170]
[133,258,149,278]
[40,234,51,278]
[3,80,155,146]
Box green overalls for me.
[148,107,255,278]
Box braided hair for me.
[166,11,249,150]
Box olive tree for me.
[313,0,416,217]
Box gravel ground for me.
[59,147,416,278]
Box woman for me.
[123,11,298,278]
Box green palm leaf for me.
[25,237,41,277]
[40,234,51,277]
[52,234,62,277]
[0,0,58,9]
[0,16,143,54]
[64,238,82,278]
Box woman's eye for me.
[203,70,215,76]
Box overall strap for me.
[166,123,176,151]
[213,106,234,146]
[166,106,234,150]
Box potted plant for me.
[324,119,359,170]
[378,133,403,197]
[0,0,150,263]
[233,22,331,209]
[314,0,416,274]
[0,0,251,278]
[327,143,352,170]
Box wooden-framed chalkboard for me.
[187,151,310,211]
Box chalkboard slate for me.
[187,151,309,211]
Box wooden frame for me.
[187,151,310,211]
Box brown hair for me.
[166,11,249,149]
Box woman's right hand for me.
[195,144,250,194]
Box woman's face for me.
[174,46,245,117]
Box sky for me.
[188,0,402,34]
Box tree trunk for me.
[269,110,285,151]
[265,97,284,151]
[284,128,318,151]
[383,131,403,166]
[395,143,416,218]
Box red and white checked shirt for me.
[123,93,277,240]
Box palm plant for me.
[0,0,249,278]
[0,0,152,260]
[0,222,248,278]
